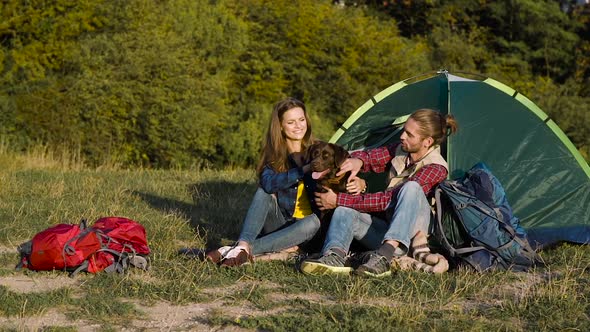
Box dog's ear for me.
[330,143,350,168]
[304,142,317,164]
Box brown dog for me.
[306,141,350,193]
[301,141,351,253]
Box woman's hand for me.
[346,176,367,195]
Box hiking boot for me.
[300,252,353,275]
[220,246,253,267]
[354,251,392,278]
[205,246,233,264]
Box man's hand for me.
[337,157,363,178]
[314,188,337,210]
[346,176,366,195]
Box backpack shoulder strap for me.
[435,187,483,255]
[68,260,90,278]
[15,240,33,270]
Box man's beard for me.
[401,143,419,153]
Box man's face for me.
[400,118,430,154]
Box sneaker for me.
[220,246,253,267]
[205,246,233,264]
[347,250,374,270]
[300,252,353,275]
[354,251,392,278]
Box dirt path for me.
[0,273,331,331]
[0,273,247,331]
[0,245,320,331]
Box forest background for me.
[1,0,589,169]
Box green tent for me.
[329,70,590,248]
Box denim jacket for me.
[259,155,320,221]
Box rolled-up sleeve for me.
[351,143,399,174]
[336,190,395,213]
[335,163,448,213]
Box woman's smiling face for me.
[281,107,307,142]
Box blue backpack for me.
[433,162,543,272]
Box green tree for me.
[531,77,590,160]
[220,0,431,165]
[571,4,590,96]
[0,0,108,146]
[230,0,430,130]
[65,0,246,167]
[0,0,248,167]
[484,0,579,82]
[1,0,587,167]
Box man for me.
[301,108,458,277]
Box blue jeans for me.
[321,181,431,256]
[239,187,321,255]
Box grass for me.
[0,146,589,331]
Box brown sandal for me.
[205,246,232,264]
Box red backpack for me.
[16,217,151,277]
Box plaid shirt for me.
[259,156,320,220]
[336,143,448,213]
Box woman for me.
[207,97,323,267]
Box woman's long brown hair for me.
[256,97,314,177]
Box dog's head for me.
[306,141,349,178]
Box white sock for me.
[224,245,248,259]
[217,246,233,257]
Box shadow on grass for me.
[133,180,257,248]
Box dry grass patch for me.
[0,274,79,294]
